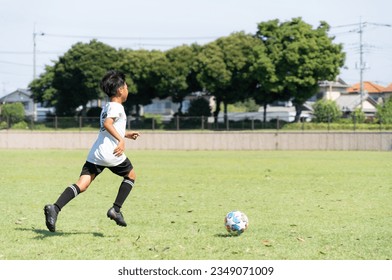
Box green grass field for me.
[0,150,391,260]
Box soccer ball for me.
[224,210,249,235]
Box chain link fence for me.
[1,114,392,131]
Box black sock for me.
[54,184,81,213]
[113,177,134,212]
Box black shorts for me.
[80,158,133,178]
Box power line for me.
[0,60,32,67]
[43,33,220,41]
[332,19,392,107]
[0,51,61,55]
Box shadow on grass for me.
[15,227,105,239]
[214,233,239,238]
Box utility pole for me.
[33,24,45,79]
[358,18,365,109]
[357,19,391,108]
[32,24,45,121]
[333,20,391,109]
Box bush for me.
[351,108,366,123]
[12,121,29,129]
[312,99,342,123]
[0,121,8,129]
[187,98,211,117]
[376,98,392,124]
[0,102,25,125]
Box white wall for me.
[0,131,391,151]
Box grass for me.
[0,150,391,260]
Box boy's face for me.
[118,82,129,102]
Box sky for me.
[1,0,392,97]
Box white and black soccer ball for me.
[224,210,249,236]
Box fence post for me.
[79,116,82,130]
[176,115,179,130]
[30,116,34,130]
[55,116,58,130]
[152,118,155,130]
[201,116,204,130]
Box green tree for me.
[187,97,211,117]
[196,32,262,124]
[119,49,169,116]
[352,108,366,123]
[164,44,202,115]
[52,40,120,116]
[0,102,25,126]
[256,18,345,122]
[247,37,277,123]
[228,98,259,113]
[29,65,56,107]
[312,99,342,123]
[376,98,392,124]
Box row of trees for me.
[30,18,345,123]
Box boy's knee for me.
[127,169,136,181]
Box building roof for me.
[335,93,377,113]
[318,78,349,88]
[384,83,392,93]
[347,81,386,94]
[0,89,32,103]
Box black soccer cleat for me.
[107,207,127,227]
[44,204,58,232]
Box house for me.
[0,89,35,119]
[315,80,380,118]
[0,89,53,121]
[335,93,378,118]
[142,95,206,120]
[347,81,386,103]
[315,79,350,101]
[382,83,392,101]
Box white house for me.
[0,89,53,121]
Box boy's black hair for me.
[100,70,126,97]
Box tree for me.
[256,18,345,122]
[376,98,392,124]
[0,102,25,126]
[187,97,211,117]
[164,44,202,115]
[196,32,262,124]
[248,38,277,123]
[312,99,342,123]
[51,40,119,116]
[29,65,56,107]
[118,49,170,116]
[351,108,366,123]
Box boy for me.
[44,70,140,232]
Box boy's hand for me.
[126,131,140,140]
[113,139,125,157]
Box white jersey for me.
[87,102,127,166]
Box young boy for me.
[44,70,140,232]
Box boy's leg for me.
[113,174,135,212]
[107,159,135,227]
[44,162,101,232]
[44,183,82,232]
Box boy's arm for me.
[103,117,125,157]
[125,131,140,140]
